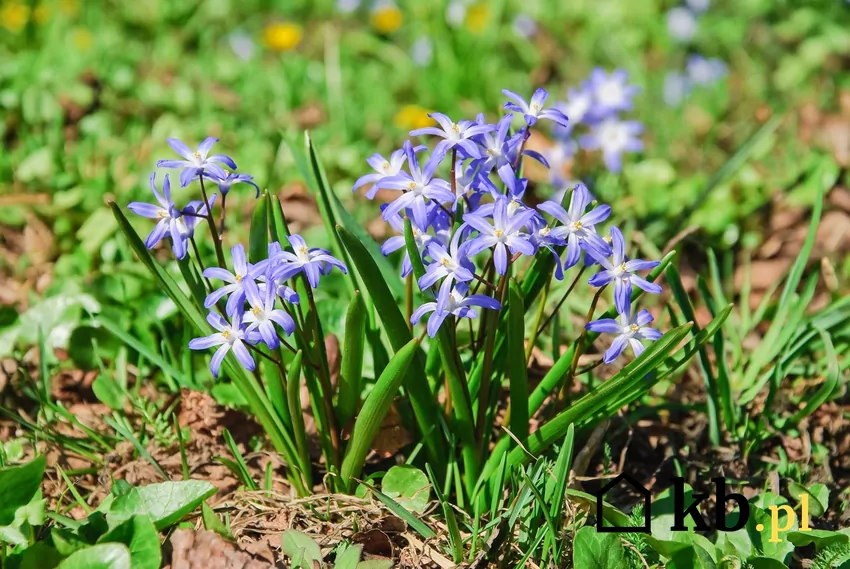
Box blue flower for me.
[204,170,260,198]
[537,184,612,271]
[410,112,494,159]
[410,283,501,338]
[156,137,238,187]
[378,141,455,230]
[203,244,255,316]
[663,72,692,107]
[380,204,448,277]
[128,173,214,260]
[587,226,662,311]
[502,88,569,128]
[188,309,256,378]
[579,118,643,173]
[667,7,698,42]
[353,148,411,199]
[242,277,296,349]
[418,234,476,310]
[585,69,639,121]
[543,137,578,189]
[471,114,519,173]
[272,234,348,288]
[686,55,727,86]
[464,198,537,275]
[559,85,595,128]
[586,305,662,363]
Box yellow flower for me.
[71,27,92,51]
[263,22,303,51]
[464,2,489,34]
[393,105,435,131]
[0,2,30,33]
[371,2,402,34]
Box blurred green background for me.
[2,0,849,358]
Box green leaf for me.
[57,544,132,569]
[747,557,790,569]
[341,338,419,491]
[104,480,216,531]
[337,225,446,473]
[506,282,529,445]
[382,465,431,514]
[361,481,437,539]
[92,374,125,411]
[338,291,366,428]
[281,530,323,568]
[2,540,63,569]
[334,543,363,569]
[785,529,849,549]
[572,526,627,569]
[0,456,46,525]
[248,191,269,264]
[111,202,302,490]
[201,503,233,541]
[98,515,161,569]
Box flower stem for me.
[525,274,552,363]
[218,193,228,238]
[536,265,587,337]
[189,237,213,293]
[560,285,606,405]
[198,176,227,268]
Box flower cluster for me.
[130,137,347,377]
[544,68,643,178]
[355,87,662,361]
[663,0,728,107]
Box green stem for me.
[198,176,227,268]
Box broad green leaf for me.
[747,557,790,569]
[281,530,323,568]
[785,529,848,549]
[382,465,431,514]
[787,480,828,517]
[2,540,63,569]
[57,543,132,569]
[0,456,46,525]
[105,480,216,531]
[98,515,161,569]
[341,339,419,491]
[362,481,437,539]
[334,543,363,569]
[572,526,627,569]
[201,503,233,541]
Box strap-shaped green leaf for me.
[337,291,366,428]
[337,225,447,473]
[506,281,529,446]
[110,202,306,495]
[248,191,269,264]
[340,338,419,491]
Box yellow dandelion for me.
[0,2,30,33]
[263,22,303,51]
[393,105,435,131]
[464,2,489,34]
[371,2,402,34]
[71,27,93,51]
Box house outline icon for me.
[595,473,652,533]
